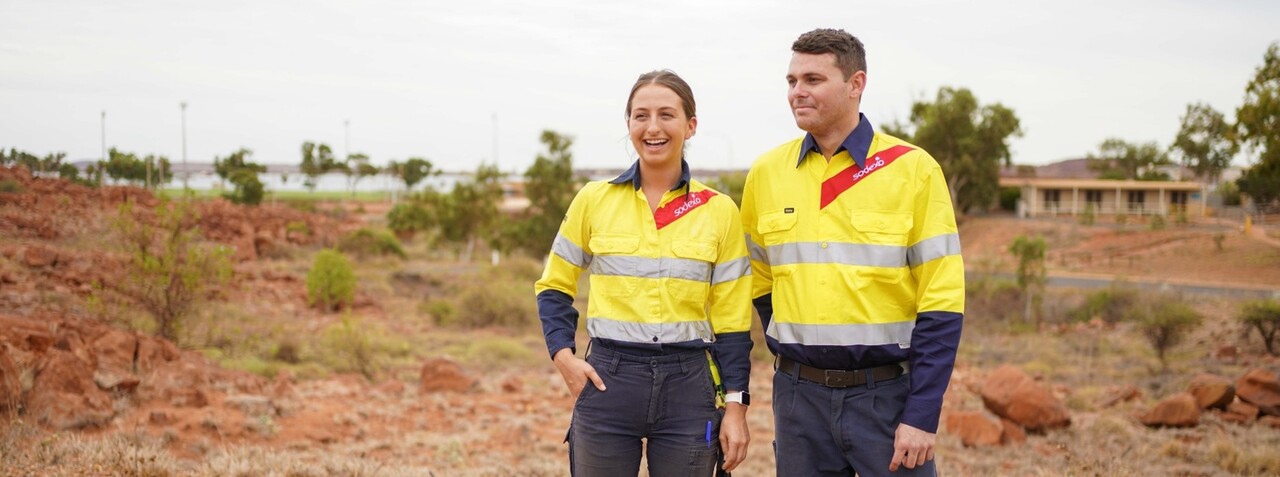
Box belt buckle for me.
[823,369,856,388]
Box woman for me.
[534,70,753,476]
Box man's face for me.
[787,52,863,136]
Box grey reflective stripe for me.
[767,242,907,268]
[552,233,592,269]
[587,317,714,344]
[766,320,914,348]
[589,255,712,282]
[710,257,751,286]
[747,234,769,265]
[906,233,961,267]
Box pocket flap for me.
[589,234,640,254]
[759,210,797,234]
[851,211,912,235]
[672,240,717,262]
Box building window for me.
[1085,190,1103,207]
[1128,190,1145,213]
[1044,190,1060,213]
[1170,191,1188,205]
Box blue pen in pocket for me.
[705,420,713,448]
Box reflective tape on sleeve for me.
[906,233,961,267]
[551,233,592,269]
[710,257,751,286]
[747,234,769,265]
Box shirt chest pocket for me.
[850,210,912,246]
[589,234,641,296]
[668,240,717,303]
[758,210,798,246]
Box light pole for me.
[181,101,188,189]
[100,110,106,162]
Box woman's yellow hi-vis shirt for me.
[535,161,754,391]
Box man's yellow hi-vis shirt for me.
[741,114,964,432]
[535,160,754,391]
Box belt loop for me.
[866,368,876,390]
[609,351,621,374]
[790,360,800,385]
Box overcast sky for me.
[3,0,1278,173]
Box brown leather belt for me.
[777,356,907,388]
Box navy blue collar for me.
[609,159,691,193]
[797,112,875,169]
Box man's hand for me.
[889,422,935,472]
[552,348,605,399]
[719,402,750,471]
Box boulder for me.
[978,365,1071,431]
[0,345,19,411]
[1001,418,1027,446]
[1260,415,1280,429]
[26,350,113,429]
[1236,368,1280,416]
[1228,400,1259,421]
[21,245,58,268]
[944,411,1002,447]
[419,358,476,394]
[1098,385,1142,408]
[1186,373,1234,410]
[1140,392,1200,428]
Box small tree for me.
[1239,300,1280,356]
[307,249,356,312]
[114,199,232,341]
[1008,235,1047,324]
[226,168,265,205]
[1129,299,1202,371]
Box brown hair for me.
[792,28,866,80]
[625,70,696,120]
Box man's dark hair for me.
[792,28,866,80]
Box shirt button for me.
[652,336,659,342]
[651,306,661,315]
[821,242,828,249]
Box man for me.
[740,28,964,476]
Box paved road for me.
[968,270,1280,300]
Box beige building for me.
[999,177,1205,218]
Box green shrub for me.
[1079,203,1096,226]
[1239,300,1280,356]
[442,276,535,329]
[1149,214,1166,230]
[337,228,407,259]
[1127,298,1202,370]
[307,249,356,312]
[113,199,232,341]
[1068,286,1139,323]
[319,316,378,379]
[387,203,428,235]
[421,299,456,324]
[224,169,264,205]
[0,179,22,194]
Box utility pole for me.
[181,101,188,189]
[100,110,106,187]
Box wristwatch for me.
[725,391,750,406]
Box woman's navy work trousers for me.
[567,345,723,476]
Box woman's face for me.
[627,84,697,169]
